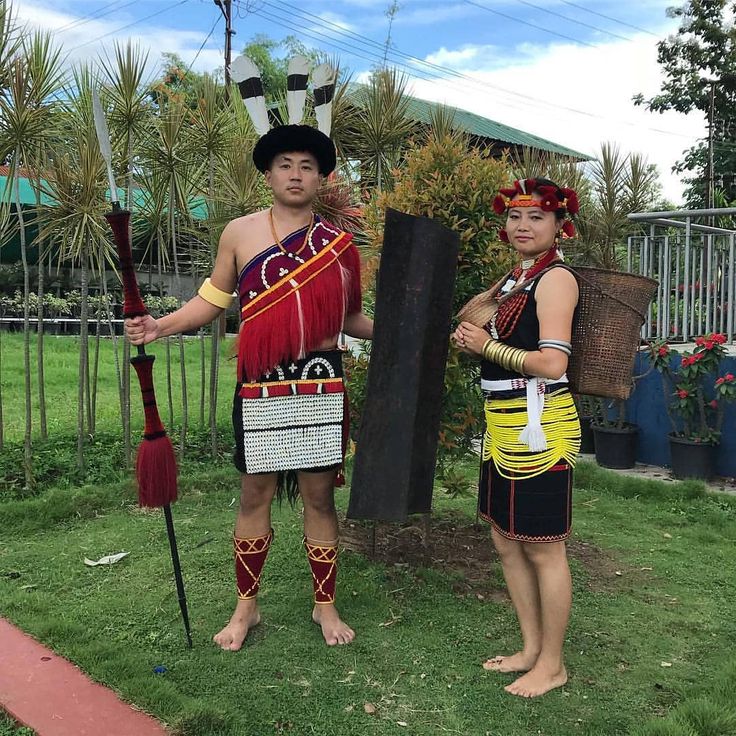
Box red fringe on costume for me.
[237,234,361,382]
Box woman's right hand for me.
[124,314,160,345]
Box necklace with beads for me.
[494,247,561,339]
[269,207,315,256]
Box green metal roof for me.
[348,85,589,160]
[0,173,207,217]
[0,171,56,207]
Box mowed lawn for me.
[0,331,236,443]
[1,460,736,736]
[1,334,736,735]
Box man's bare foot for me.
[504,664,567,698]
[483,651,539,673]
[212,598,261,651]
[312,604,355,645]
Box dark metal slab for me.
[347,208,459,521]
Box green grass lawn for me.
[0,331,236,444]
[2,460,736,736]
[2,334,736,734]
[0,333,238,496]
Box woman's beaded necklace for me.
[494,247,560,339]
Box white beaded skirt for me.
[233,350,346,475]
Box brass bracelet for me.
[482,339,528,375]
[481,339,496,362]
[198,277,234,308]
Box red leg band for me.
[234,530,273,600]
[304,538,338,604]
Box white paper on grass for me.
[84,552,130,567]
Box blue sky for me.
[13,0,707,202]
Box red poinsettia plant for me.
[648,333,736,443]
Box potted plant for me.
[590,395,639,469]
[648,333,736,480]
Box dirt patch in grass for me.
[340,510,632,598]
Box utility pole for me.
[707,79,716,211]
[214,0,235,98]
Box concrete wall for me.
[623,351,736,476]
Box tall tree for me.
[37,65,110,472]
[633,0,736,205]
[0,29,65,488]
[240,34,319,99]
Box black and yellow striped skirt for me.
[478,388,580,543]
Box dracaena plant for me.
[648,333,736,443]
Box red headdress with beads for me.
[493,178,579,243]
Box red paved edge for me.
[0,618,169,736]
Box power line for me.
[262,0,587,116]
[248,3,551,119]
[68,1,191,52]
[185,12,222,73]
[463,0,597,49]
[511,0,633,43]
[246,0,698,141]
[557,0,658,37]
[56,0,136,34]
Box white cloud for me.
[13,0,224,74]
[410,34,704,204]
[425,44,499,68]
[315,11,356,33]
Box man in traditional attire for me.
[125,60,372,649]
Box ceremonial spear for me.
[92,89,193,648]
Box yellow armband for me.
[198,278,234,308]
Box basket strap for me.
[494,263,562,305]
[520,263,649,324]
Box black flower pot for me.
[579,415,595,454]
[592,424,638,469]
[669,434,715,481]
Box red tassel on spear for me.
[93,89,192,648]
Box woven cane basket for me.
[567,267,658,400]
[458,267,658,401]
[456,289,497,327]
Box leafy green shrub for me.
[347,131,513,492]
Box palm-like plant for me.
[99,40,152,463]
[0,0,21,89]
[139,96,204,455]
[187,73,234,438]
[344,68,417,191]
[0,28,65,486]
[0,0,22,453]
[38,65,109,471]
[581,143,660,269]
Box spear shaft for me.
[93,89,192,648]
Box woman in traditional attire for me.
[454,178,581,698]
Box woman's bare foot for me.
[483,650,539,673]
[504,664,567,698]
[213,598,261,651]
[312,604,355,645]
